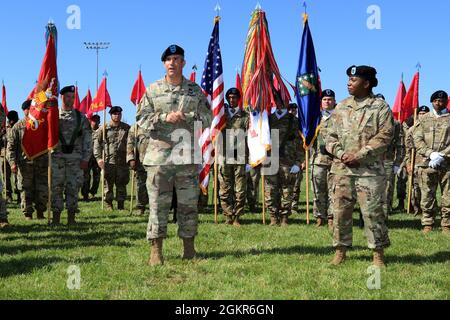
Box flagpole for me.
[101,108,106,211]
[129,126,137,215]
[305,147,310,225]
[214,140,219,224]
[47,151,52,224]
[261,174,266,225]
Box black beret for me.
[109,106,123,114]
[417,105,430,113]
[161,45,185,62]
[321,89,335,98]
[288,103,298,109]
[430,90,448,102]
[22,100,32,110]
[60,85,75,95]
[375,93,385,100]
[7,111,19,123]
[225,88,241,100]
[89,114,101,121]
[346,65,378,88]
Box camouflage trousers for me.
[133,165,148,209]
[81,156,101,198]
[52,157,83,214]
[264,165,297,218]
[218,164,246,217]
[1,157,18,199]
[291,169,303,214]
[311,164,333,220]
[146,165,199,240]
[331,175,390,249]
[246,166,261,210]
[384,162,395,217]
[418,167,450,227]
[104,164,130,204]
[0,179,6,220]
[18,158,48,216]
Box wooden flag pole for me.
[47,151,52,224]
[305,148,310,225]
[406,108,418,215]
[261,174,266,225]
[3,149,6,202]
[129,126,138,215]
[101,108,106,211]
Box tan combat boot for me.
[269,216,279,227]
[280,216,289,227]
[182,237,196,260]
[442,226,450,236]
[105,202,114,211]
[373,249,386,267]
[233,216,241,227]
[0,219,10,229]
[316,217,324,227]
[422,226,433,234]
[148,238,164,266]
[328,219,334,232]
[224,215,234,225]
[331,246,347,265]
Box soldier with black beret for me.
[81,114,102,201]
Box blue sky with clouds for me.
[0,0,449,123]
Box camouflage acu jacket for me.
[126,123,150,164]
[94,121,130,166]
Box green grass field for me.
[0,187,449,300]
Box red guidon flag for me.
[79,88,93,116]
[74,84,81,111]
[91,77,112,113]
[2,81,8,116]
[130,69,146,106]
[22,23,60,160]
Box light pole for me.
[83,42,110,92]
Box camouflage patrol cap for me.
[60,85,75,95]
[109,106,123,114]
[22,100,32,110]
[430,90,448,102]
[161,45,185,62]
[321,89,335,98]
[346,65,378,88]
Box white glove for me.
[290,165,300,174]
[429,159,439,169]
[430,152,444,161]
[393,166,400,175]
[245,164,252,173]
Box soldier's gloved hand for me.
[129,160,137,171]
[80,161,89,170]
[245,164,252,173]
[97,159,105,170]
[393,166,400,175]
[430,152,444,162]
[290,165,300,174]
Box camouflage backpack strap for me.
[59,110,82,154]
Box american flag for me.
[199,17,225,194]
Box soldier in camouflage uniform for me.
[136,45,211,266]
[264,90,304,227]
[81,114,101,201]
[413,91,450,235]
[0,103,8,228]
[395,118,411,212]
[7,101,48,220]
[1,112,19,203]
[325,66,392,267]
[218,88,249,226]
[311,90,336,229]
[51,86,92,225]
[94,106,130,211]
[289,103,305,216]
[127,123,150,215]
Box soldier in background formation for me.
[127,122,150,215]
[413,90,450,235]
[264,88,304,227]
[311,90,336,230]
[94,106,130,211]
[0,103,8,228]
[51,86,92,225]
[289,103,305,216]
[1,111,20,204]
[218,88,249,227]
[7,100,48,220]
[81,114,101,201]
[326,65,392,267]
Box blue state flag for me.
[295,17,322,150]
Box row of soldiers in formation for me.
[0,47,448,268]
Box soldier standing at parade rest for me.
[81,114,101,201]
[7,101,48,220]
[136,45,212,266]
[94,106,130,211]
[127,122,150,215]
[218,88,249,227]
[413,91,450,235]
[51,85,92,225]
[1,111,19,203]
[310,90,336,230]
[0,102,8,228]
[325,65,392,267]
